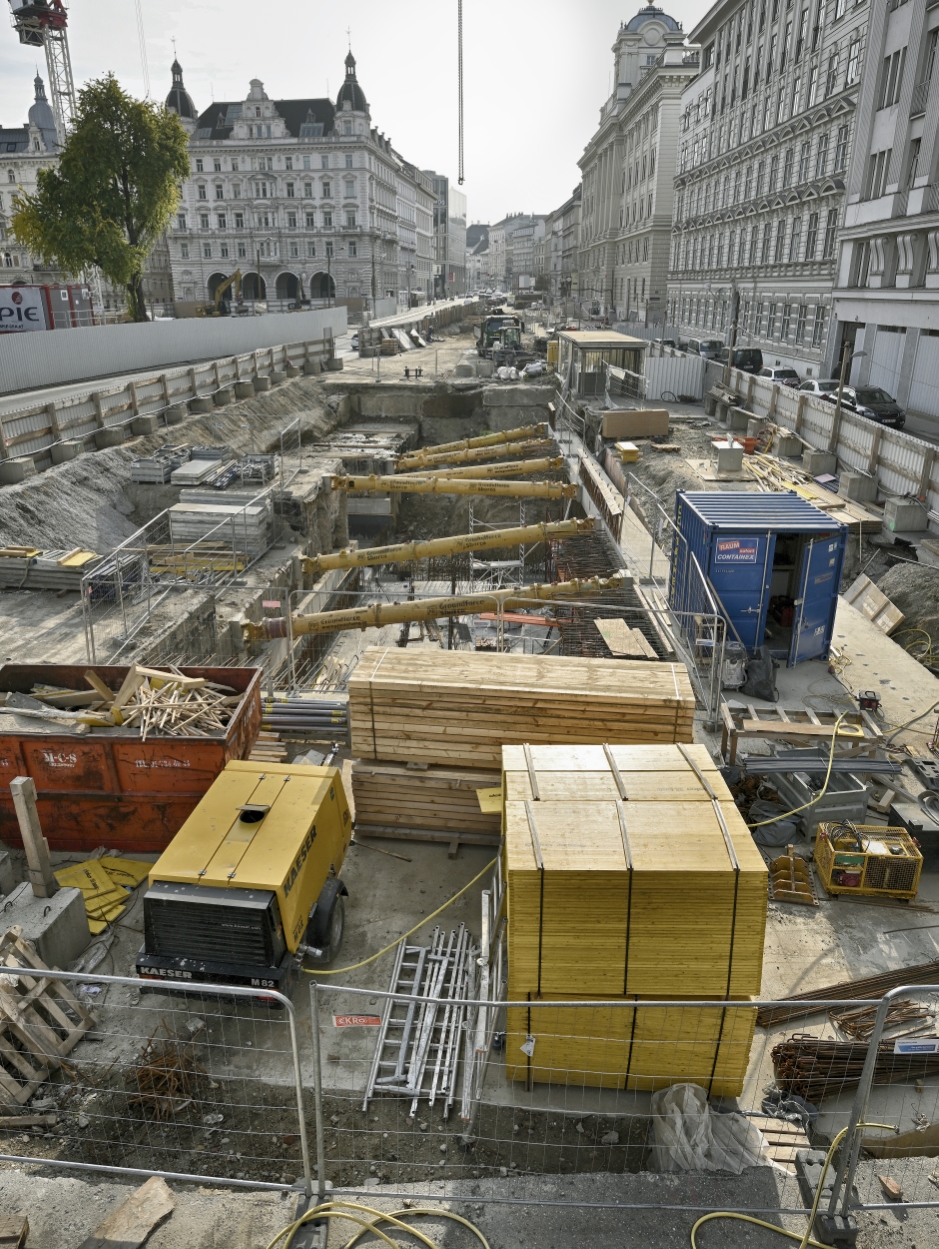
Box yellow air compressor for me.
[136,761,352,995]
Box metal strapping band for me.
[617,798,635,1002]
[604,743,628,801]
[677,743,739,871]
[615,798,632,867]
[367,647,390,762]
[525,800,545,997]
[523,743,540,801]
[524,799,544,869]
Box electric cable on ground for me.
[747,713,847,828]
[264,1199,491,1249]
[690,1121,895,1249]
[303,856,497,976]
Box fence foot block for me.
[796,1150,859,1248]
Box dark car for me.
[718,346,764,373]
[834,385,906,430]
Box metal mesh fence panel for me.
[0,971,311,1194]
[309,980,880,1214]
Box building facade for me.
[422,172,467,298]
[168,54,435,311]
[668,0,869,376]
[578,7,698,324]
[830,0,939,425]
[487,213,546,291]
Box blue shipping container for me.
[669,492,847,666]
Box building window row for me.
[194,154,353,174]
[676,207,839,271]
[180,238,358,262]
[673,291,829,350]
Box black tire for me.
[322,895,345,963]
[308,878,348,962]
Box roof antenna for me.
[172,36,177,59]
[347,26,352,50]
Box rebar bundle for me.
[771,1034,939,1103]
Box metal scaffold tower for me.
[8,1,76,145]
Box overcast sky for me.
[0,1,706,223]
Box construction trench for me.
[2,323,939,1249]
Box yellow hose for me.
[304,856,498,976]
[690,1121,896,1249]
[747,713,847,828]
[264,1199,492,1249]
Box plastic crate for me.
[816,823,922,900]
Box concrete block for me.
[325,358,344,372]
[303,360,322,377]
[747,417,769,438]
[601,409,669,438]
[483,384,550,408]
[714,441,744,473]
[286,364,301,378]
[165,404,188,425]
[0,458,37,485]
[0,846,14,896]
[94,426,124,449]
[253,376,272,392]
[839,472,877,502]
[234,381,255,398]
[189,396,214,414]
[728,406,753,432]
[131,414,160,436]
[214,387,234,406]
[715,399,732,424]
[884,497,929,532]
[776,432,802,456]
[51,441,82,464]
[2,882,89,967]
[476,359,494,378]
[454,363,475,377]
[802,449,836,476]
[270,369,287,384]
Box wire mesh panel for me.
[0,970,311,1193]
[309,983,876,1213]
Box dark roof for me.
[166,59,197,121]
[192,97,336,140]
[0,128,29,155]
[676,491,845,533]
[623,5,681,33]
[337,51,368,113]
[466,223,489,250]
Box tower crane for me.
[7,0,75,145]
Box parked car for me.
[718,346,764,373]
[826,385,906,429]
[684,338,724,359]
[350,332,359,350]
[758,366,801,387]
[798,378,840,396]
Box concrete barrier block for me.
[189,396,214,413]
[477,359,494,378]
[2,882,89,967]
[94,426,125,449]
[51,441,82,464]
[884,498,929,532]
[728,406,753,432]
[286,364,301,378]
[234,381,255,398]
[131,414,160,436]
[253,376,272,392]
[270,369,287,384]
[325,358,344,372]
[802,449,836,476]
[0,847,14,896]
[839,472,877,502]
[0,458,36,485]
[303,360,322,376]
[776,432,802,456]
[214,387,234,406]
[166,403,188,425]
[454,363,475,377]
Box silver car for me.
[798,378,840,396]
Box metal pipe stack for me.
[260,697,349,736]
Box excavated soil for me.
[876,562,939,649]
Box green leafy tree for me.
[11,74,190,322]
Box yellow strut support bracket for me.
[330,474,576,499]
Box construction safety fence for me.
[0,332,335,473]
[705,359,939,533]
[5,968,939,1223]
[81,417,306,664]
[0,971,313,1196]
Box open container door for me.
[708,530,775,651]
[789,534,845,666]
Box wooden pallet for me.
[750,1114,812,1175]
[248,730,287,762]
[0,927,98,1107]
[720,701,882,765]
[0,1216,28,1249]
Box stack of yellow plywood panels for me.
[350,760,501,845]
[501,743,766,1095]
[348,648,696,767]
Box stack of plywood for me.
[351,760,501,846]
[501,743,767,1095]
[349,648,695,767]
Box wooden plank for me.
[78,1177,175,1249]
[593,618,657,658]
[0,1215,28,1248]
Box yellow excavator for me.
[197,270,243,317]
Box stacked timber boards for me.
[351,760,501,845]
[349,649,695,767]
[502,744,767,1095]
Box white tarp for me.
[648,1083,772,1174]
